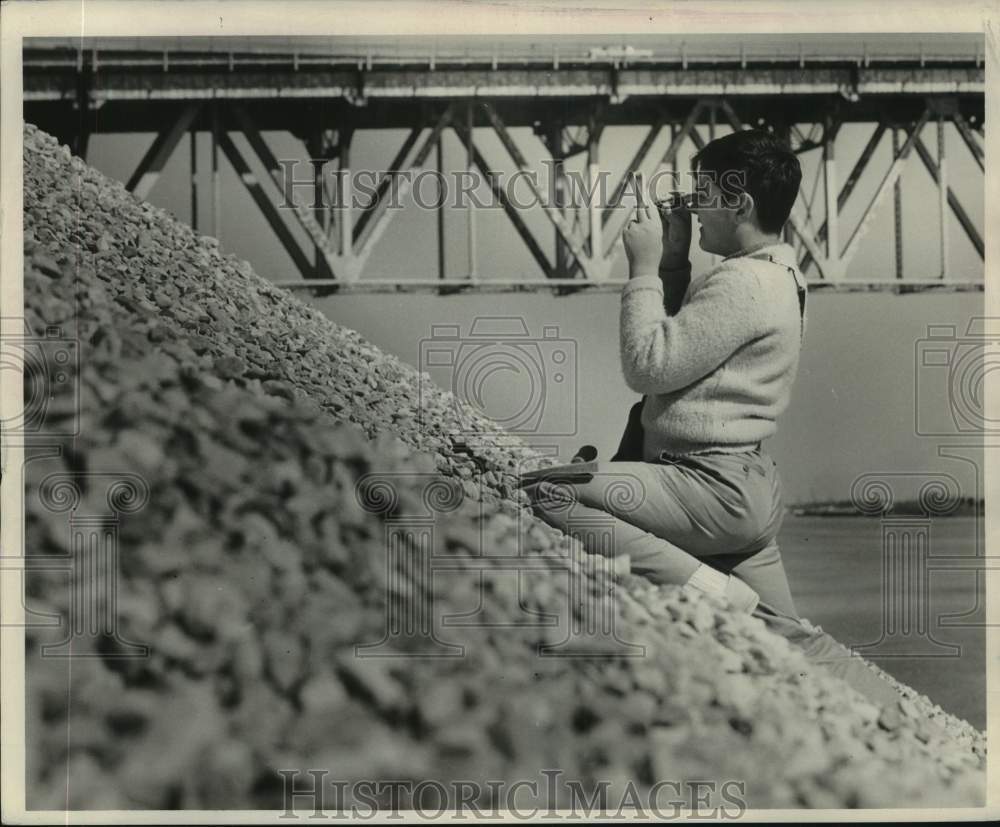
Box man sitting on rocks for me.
[524,129,806,619]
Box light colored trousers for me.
[523,445,798,617]
[524,447,904,709]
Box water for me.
[779,515,985,730]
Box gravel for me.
[20,123,985,811]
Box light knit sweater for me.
[619,242,807,460]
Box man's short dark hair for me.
[691,129,802,234]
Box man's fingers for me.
[634,172,646,210]
[632,205,656,225]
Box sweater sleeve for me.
[619,267,764,395]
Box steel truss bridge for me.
[23,37,985,294]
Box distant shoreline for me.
[788,498,984,518]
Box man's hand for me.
[658,192,692,271]
[622,202,663,279]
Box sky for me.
[77,77,987,504]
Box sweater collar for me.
[692,241,803,292]
[723,240,796,264]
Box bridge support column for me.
[549,121,568,278]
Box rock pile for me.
[19,123,984,811]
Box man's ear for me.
[735,191,755,222]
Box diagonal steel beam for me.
[688,124,707,151]
[352,107,454,268]
[786,212,834,278]
[600,115,667,227]
[216,131,314,279]
[126,103,201,199]
[230,103,345,278]
[452,119,553,279]
[717,98,743,131]
[230,104,337,253]
[352,127,422,251]
[912,134,984,259]
[658,107,702,169]
[601,102,704,259]
[480,103,596,280]
[840,109,931,268]
[952,111,985,172]
[231,110,350,274]
[800,122,886,274]
[231,103,290,182]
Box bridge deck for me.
[19,36,985,291]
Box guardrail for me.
[22,46,984,72]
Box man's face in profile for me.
[690,177,739,256]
